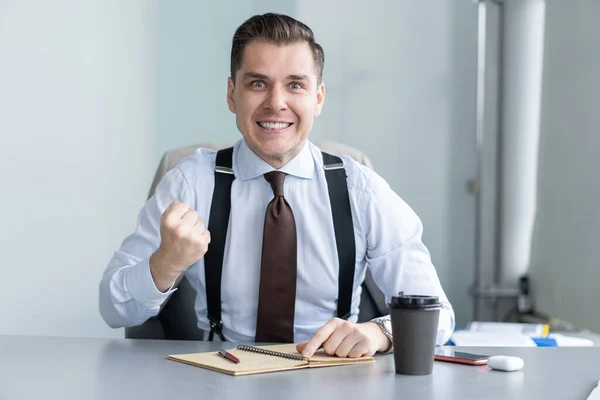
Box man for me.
[99,13,454,358]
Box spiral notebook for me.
[168,343,375,376]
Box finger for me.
[301,319,339,357]
[296,341,309,354]
[163,201,189,224]
[191,224,209,243]
[180,210,199,228]
[322,324,351,356]
[192,218,206,232]
[163,200,182,215]
[163,200,187,216]
[333,335,359,358]
[347,341,371,358]
[189,229,210,258]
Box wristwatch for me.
[370,317,394,354]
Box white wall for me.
[6,1,597,338]
[297,0,478,327]
[0,1,156,338]
[530,0,600,332]
[154,0,295,160]
[0,1,480,338]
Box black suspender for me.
[204,147,356,340]
[322,152,356,320]
[204,148,234,341]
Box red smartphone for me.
[434,348,489,366]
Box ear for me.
[227,77,236,113]
[314,82,326,116]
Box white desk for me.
[1,335,598,400]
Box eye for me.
[290,82,303,90]
[251,80,266,88]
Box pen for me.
[218,349,240,364]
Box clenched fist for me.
[149,201,211,292]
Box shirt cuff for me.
[125,259,177,308]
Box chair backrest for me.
[125,140,386,340]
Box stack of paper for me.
[451,330,536,347]
[450,321,595,347]
[547,333,594,347]
[467,321,549,337]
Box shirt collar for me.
[234,139,315,181]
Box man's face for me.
[227,40,325,168]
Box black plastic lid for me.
[389,292,441,309]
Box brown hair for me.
[230,13,325,84]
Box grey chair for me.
[125,140,388,340]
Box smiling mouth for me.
[257,121,293,131]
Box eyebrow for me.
[242,72,310,82]
[287,74,309,81]
[242,72,269,81]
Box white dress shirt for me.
[99,139,455,345]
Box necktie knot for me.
[264,171,286,197]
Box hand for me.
[149,201,211,291]
[296,318,392,358]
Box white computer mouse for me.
[487,355,524,372]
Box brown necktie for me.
[255,171,297,343]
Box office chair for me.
[125,140,388,340]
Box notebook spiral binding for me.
[236,345,307,361]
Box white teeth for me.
[258,121,292,130]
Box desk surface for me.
[1,335,598,400]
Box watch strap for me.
[370,317,394,354]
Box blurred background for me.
[0,0,598,339]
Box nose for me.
[264,85,287,111]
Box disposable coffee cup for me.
[389,293,441,375]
